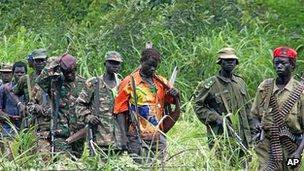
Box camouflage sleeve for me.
[193,78,222,124]
[35,65,60,94]
[69,76,86,132]
[27,86,52,117]
[76,77,95,124]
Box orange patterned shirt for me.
[114,70,174,138]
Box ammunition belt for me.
[267,80,304,164]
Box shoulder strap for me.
[93,77,100,116]
[263,78,275,110]
[214,76,231,114]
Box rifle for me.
[129,75,144,151]
[23,74,32,128]
[163,67,178,116]
[50,75,62,158]
[87,77,100,156]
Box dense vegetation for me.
[0,0,303,170]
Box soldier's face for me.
[140,58,159,77]
[0,72,13,83]
[273,57,293,77]
[62,67,76,82]
[220,59,237,72]
[33,58,46,72]
[13,67,26,81]
[105,60,121,74]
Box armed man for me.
[113,47,180,164]
[193,48,252,166]
[36,54,85,156]
[0,64,13,87]
[250,47,304,171]
[74,51,124,156]
[13,48,48,103]
[0,61,27,156]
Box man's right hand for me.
[215,116,223,126]
[87,115,100,125]
[10,115,22,121]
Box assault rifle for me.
[23,74,32,128]
[50,75,62,158]
[88,77,100,156]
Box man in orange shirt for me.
[114,48,180,164]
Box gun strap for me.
[267,79,303,162]
[214,76,231,114]
[130,75,143,143]
[90,77,100,140]
[93,77,100,116]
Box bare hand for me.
[10,115,22,121]
[167,87,179,98]
[290,150,301,159]
[87,115,100,125]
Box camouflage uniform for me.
[251,78,304,171]
[36,64,85,154]
[194,73,252,148]
[27,83,51,155]
[76,75,122,152]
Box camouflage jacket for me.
[76,75,122,149]
[27,84,51,133]
[36,65,85,138]
[194,73,252,146]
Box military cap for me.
[0,63,13,72]
[59,54,77,70]
[216,47,238,64]
[273,47,297,59]
[32,48,48,59]
[105,51,123,62]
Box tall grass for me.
[0,0,304,170]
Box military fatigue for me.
[251,78,304,171]
[27,84,51,154]
[76,75,122,152]
[36,65,85,154]
[194,73,252,148]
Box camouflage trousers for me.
[71,137,85,158]
[35,131,51,161]
[0,137,13,160]
[255,137,301,171]
[55,137,72,152]
[128,134,167,165]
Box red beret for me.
[60,54,77,70]
[273,47,297,59]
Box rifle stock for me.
[66,127,87,144]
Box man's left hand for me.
[290,150,301,159]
